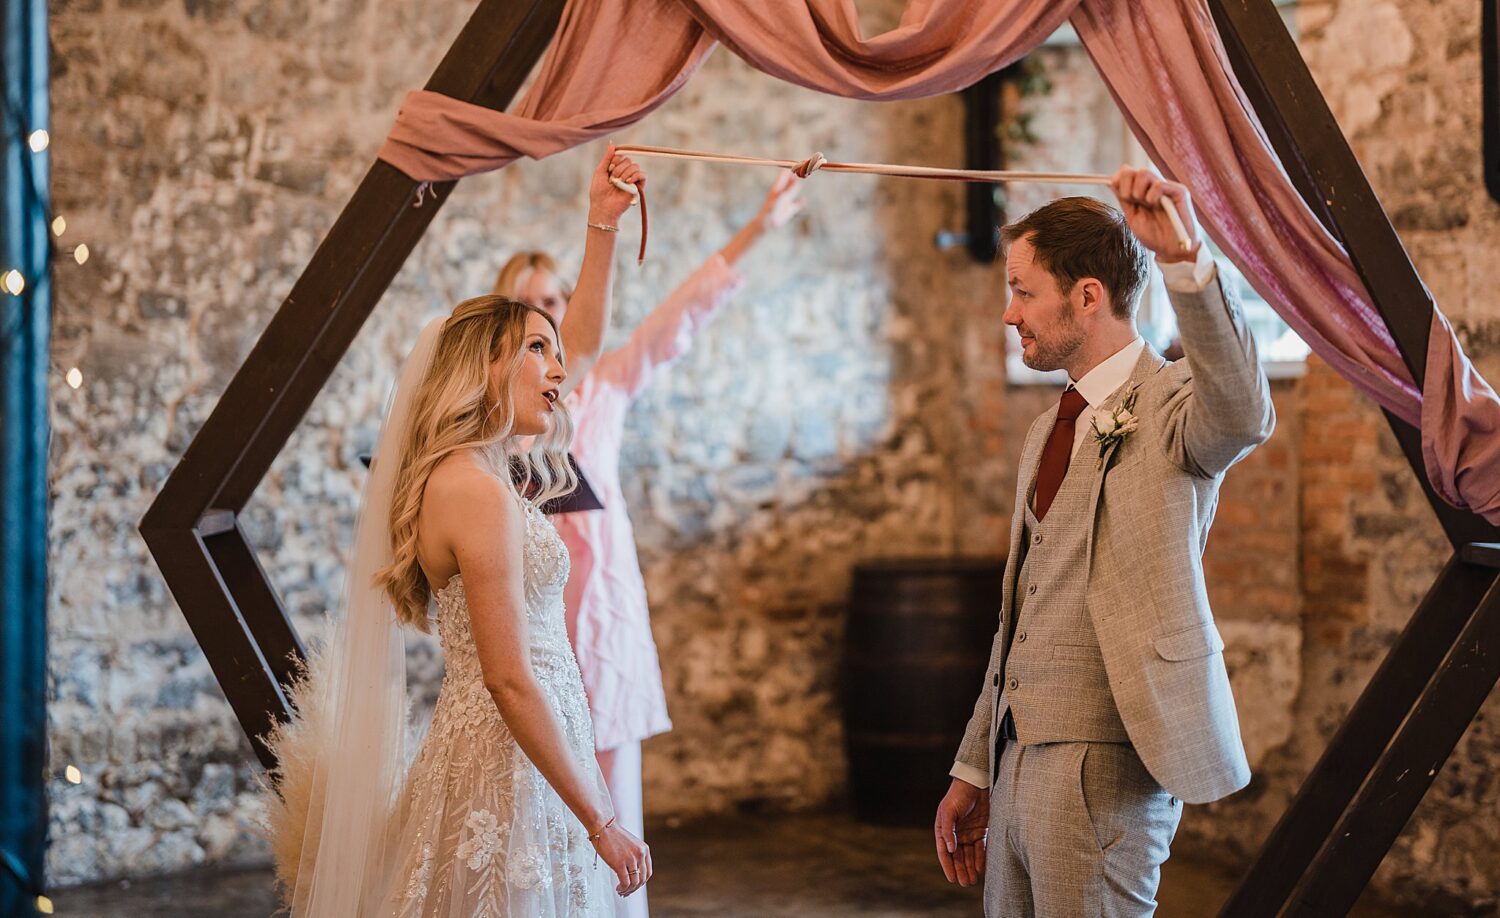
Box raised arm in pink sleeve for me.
[588,253,745,401]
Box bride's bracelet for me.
[588,815,617,844]
[588,815,617,866]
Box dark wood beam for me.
[1219,554,1498,915]
[147,529,290,769]
[1286,576,1500,916]
[1212,1,1499,549]
[203,526,305,696]
[1461,542,1500,569]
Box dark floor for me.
[53,812,1414,917]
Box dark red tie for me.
[1032,388,1089,522]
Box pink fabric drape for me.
[378,0,1500,525]
[382,0,714,178]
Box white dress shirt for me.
[1066,337,1147,462]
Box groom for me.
[934,167,1274,916]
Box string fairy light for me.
[3,109,91,285]
[35,896,54,914]
[64,368,83,390]
[64,765,82,784]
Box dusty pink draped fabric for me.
[380,0,715,178]
[377,0,1500,524]
[675,0,1074,99]
[379,0,1072,178]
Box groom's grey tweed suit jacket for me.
[956,274,1275,805]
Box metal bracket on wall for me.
[1485,0,1500,205]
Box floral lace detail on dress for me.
[403,843,433,902]
[384,501,610,916]
[457,810,507,872]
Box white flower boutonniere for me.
[1090,392,1140,469]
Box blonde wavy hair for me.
[492,251,573,300]
[375,295,577,630]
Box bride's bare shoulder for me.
[423,452,522,534]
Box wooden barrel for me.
[843,556,1004,826]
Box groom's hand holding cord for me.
[1109,165,1201,264]
[935,779,989,886]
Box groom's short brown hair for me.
[1001,197,1150,320]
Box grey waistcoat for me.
[995,446,1130,748]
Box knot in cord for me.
[792,152,827,179]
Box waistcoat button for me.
[1016,631,1027,643]
[1033,533,1043,545]
[1007,677,1019,691]
[1027,584,1037,595]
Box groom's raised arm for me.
[1162,256,1275,477]
[1110,167,1274,478]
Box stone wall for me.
[45,0,1002,886]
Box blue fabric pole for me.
[1,0,51,912]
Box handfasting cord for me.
[609,143,1192,262]
[607,174,649,264]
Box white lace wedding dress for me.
[383,501,615,916]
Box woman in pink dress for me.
[493,172,803,917]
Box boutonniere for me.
[1090,392,1140,469]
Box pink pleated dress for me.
[555,254,744,752]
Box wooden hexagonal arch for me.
[139,1,1500,915]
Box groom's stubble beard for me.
[1020,301,1086,373]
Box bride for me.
[262,148,651,915]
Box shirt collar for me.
[1070,337,1145,408]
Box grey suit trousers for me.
[984,741,1181,918]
